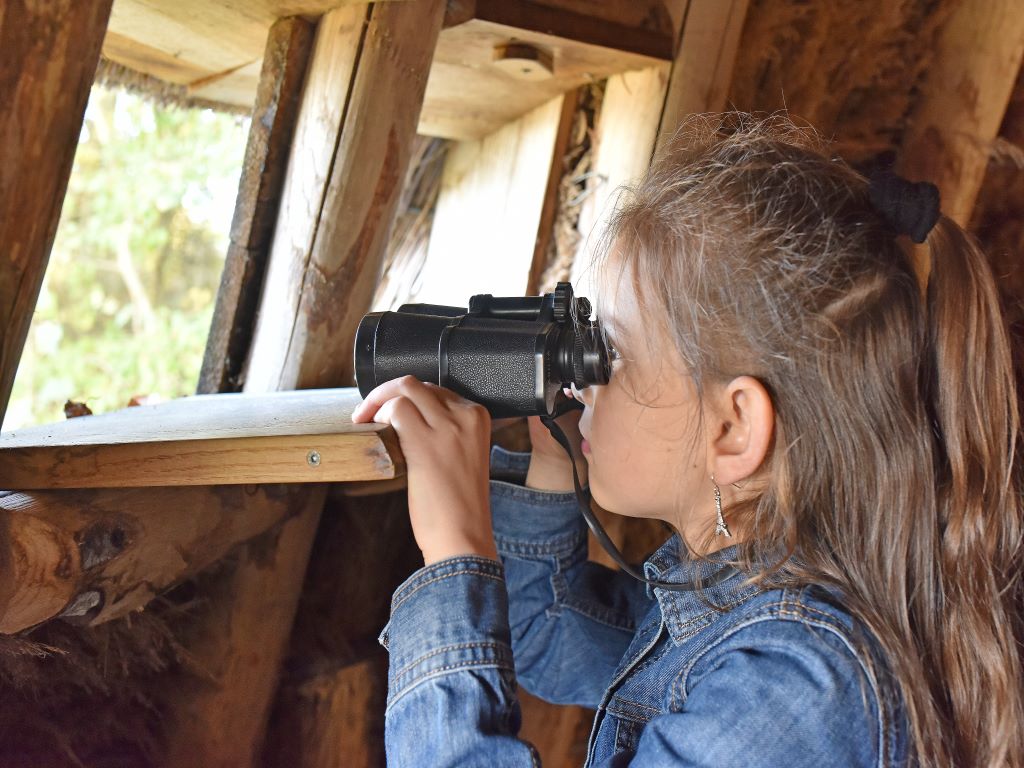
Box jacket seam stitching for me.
[386,658,515,710]
[391,566,504,613]
[390,640,509,682]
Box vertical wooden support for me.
[569,66,671,294]
[527,92,580,297]
[164,2,447,765]
[655,0,749,151]
[245,0,447,392]
[896,0,1024,227]
[417,94,571,306]
[0,0,113,423]
[198,17,316,395]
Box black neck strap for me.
[538,412,739,593]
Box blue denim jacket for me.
[379,446,910,767]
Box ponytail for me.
[920,216,1024,766]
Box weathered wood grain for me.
[0,483,309,633]
[897,0,1024,228]
[245,0,447,392]
[200,17,316,395]
[0,388,403,489]
[242,4,369,392]
[0,0,113,424]
[656,0,749,149]
[164,488,326,767]
[418,94,569,305]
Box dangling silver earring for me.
[711,475,732,538]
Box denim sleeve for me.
[379,556,541,768]
[488,445,651,708]
[619,620,884,767]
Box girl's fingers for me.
[374,395,428,434]
[353,376,450,427]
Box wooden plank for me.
[655,0,749,150]
[263,656,389,768]
[0,483,307,633]
[896,0,1024,228]
[242,4,368,391]
[569,66,671,294]
[200,17,316,395]
[0,0,113,424]
[164,489,325,767]
[422,18,668,140]
[417,94,568,306]
[245,0,448,392]
[447,0,674,60]
[527,89,580,296]
[0,389,402,489]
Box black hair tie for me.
[868,170,941,244]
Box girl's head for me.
[577,113,1023,767]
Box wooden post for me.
[527,91,580,297]
[244,0,446,393]
[569,66,671,294]
[164,1,447,764]
[199,17,316,395]
[896,0,1024,228]
[0,483,306,633]
[655,0,749,151]
[0,0,114,423]
[417,94,573,306]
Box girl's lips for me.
[581,438,590,454]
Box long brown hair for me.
[593,113,1024,767]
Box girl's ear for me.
[705,376,774,485]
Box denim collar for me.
[643,534,761,644]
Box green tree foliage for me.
[4,85,249,429]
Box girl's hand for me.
[351,376,497,566]
[525,389,587,491]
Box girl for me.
[351,113,1024,767]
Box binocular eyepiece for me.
[354,282,609,418]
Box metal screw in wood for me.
[306,450,321,467]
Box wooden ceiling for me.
[102,0,677,139]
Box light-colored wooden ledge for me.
[0,388,403,489]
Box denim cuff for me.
[378,556,515,706]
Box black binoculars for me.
[353,282,610,418]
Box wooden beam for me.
[0,483,306,634]
[569,66,671,294]
[0,0,113,425]
[200,17,315,395]
[655,0,749,151]
[164,489,325,767]
[527,90,579,297]
[444,0,674,60]
[896,0,1024,228]
[242,3,369,393]
[262,655,389,768]
[0,388,402,489]
[164,2,447,764]
[421,15,667,140]
[416,94,571,306]
[245,0,447,392]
